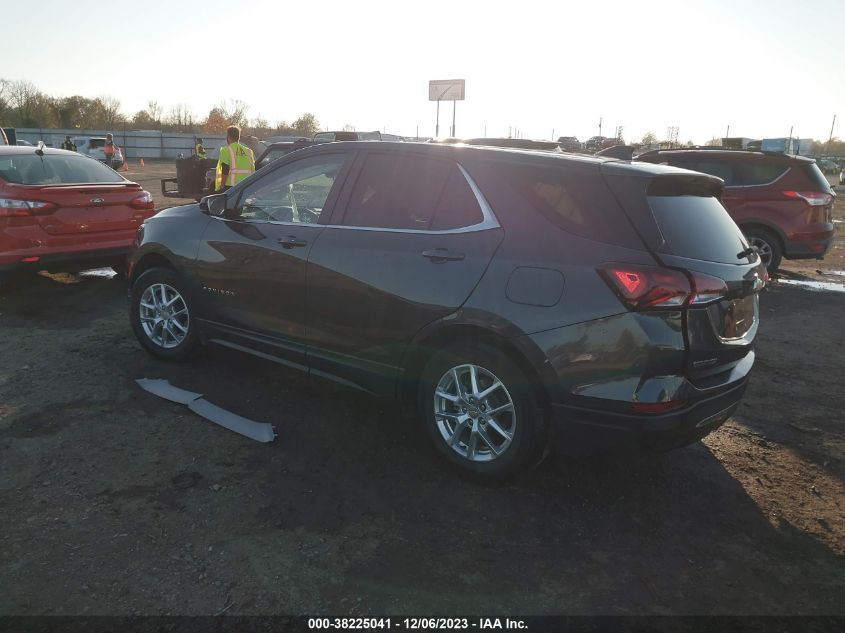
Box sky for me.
[3,0,842,143]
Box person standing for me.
[195,138,207,160]
[103,133,115,167]
[61,136,77,152]
[215,126,255,192]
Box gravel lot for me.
[0,164,843,616]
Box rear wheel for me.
[130,268,198,360]
[418,343,547,480]
[744,228,783,273]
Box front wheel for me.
[130,268,199,360]
[418,343,547,480]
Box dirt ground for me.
[0,165,843,616]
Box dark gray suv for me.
[127,142,765,479]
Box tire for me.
[130,268,199,361]
[743,227,783,273]
[418,342,547,481]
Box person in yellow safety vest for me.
[215,126,255,191]
[195,138,206,160]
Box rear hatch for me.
[601,163,766,383]
[0,151,151,236]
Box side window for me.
[430,166,484,230]
[738,162,788,186]
[691,160,739,186]
[341,153,451,230]
[505,164,641,248]
[235,154,345,224]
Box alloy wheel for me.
[748,236,773,268]
[139,283,190,349]
[433,363,516,462]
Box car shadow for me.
[0,270,127,330]
[141,344,845,615]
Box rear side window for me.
[342,153,482,231]
[0,154,124,184]
[648,195,747,264]
[430,167,484,230]
[738,162,788,185]
[505,164,641,248]
[804,163,833,192]
[690,160,738,186]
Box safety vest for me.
[215,142,255,189]
[104,140,114,156]
[196,143,206,159]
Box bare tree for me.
[165,103,195,131]
[99,95,124,127]
[147,100,163,127]
[9,79,40,126]
[342,123,356,132]
[0,78,11,124]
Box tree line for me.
[0,79,320,138]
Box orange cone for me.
[139,158,145,168]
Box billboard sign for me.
[429,79,465,101]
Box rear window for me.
[0,154,124,185]
[648,195,747,264]
[505,165,642,248]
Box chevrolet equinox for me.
[127,142,766,479]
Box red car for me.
[0,145,155,280]
[638,148,836,271]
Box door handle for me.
[422,248,465,262]
[278,235,308,249]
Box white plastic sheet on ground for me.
[135,378,277,443]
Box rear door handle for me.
[278,235,308,249]
[422,248,465,262]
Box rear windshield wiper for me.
[737,245,759,259]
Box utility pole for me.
[726,125,730,139]
[599,117,603,138]
[436,100,440,137]
[451,100,456,137]
[828,114,837,152]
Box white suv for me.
[73,137,124,169]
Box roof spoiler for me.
[595,144,635,160]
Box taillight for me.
[130,191,154,210]
[0,198,57,217]
[688,271,729,305]
[783,191,832,206]
[600,264,731,310]
[599,264,690,310]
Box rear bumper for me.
[0,246,128,274]
[784,228,834,259]
[548,351,754,454]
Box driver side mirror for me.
[200,193,228,217]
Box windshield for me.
[0,153,125,184]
